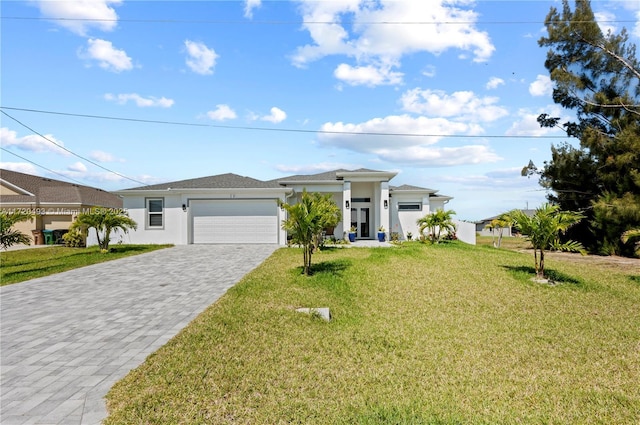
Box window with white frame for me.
[147,198,164,228]
[398,202,422,211]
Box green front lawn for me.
[0,244,172,286]
[105,242,640,424]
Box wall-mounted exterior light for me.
[345,200,350,209]
[384,200,388,209]
[182,204,187,212]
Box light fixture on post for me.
[384,200,388,209]
[345,200,350,209]
[182,204,187,212]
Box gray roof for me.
[274,168,386,183]
[126,173,281,190]
[391,184,435,192]
[0,169,122,208]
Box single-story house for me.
[475,209,536,237]
[116,168,475,245]
[0,169,123,245]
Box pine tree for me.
[532,0,640,256]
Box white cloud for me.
[422,65,437,78]
[1,127,70,156]
[79,38,133,72]
[505,105,568,136]
[261,107,287,123]
[276,162,361,174]
[89,150,124,163]
[377,144,501,167]
[206,104,237,121]
[292,0,494,77]
[529,74,552,97]
[68,161,88,172]
[400,88,509,123]
[184,40,218,75]
[333,63,403,86]
[316,114,500,166]
[0,162,38,175]
[486,77,505,90]
[594,11,617,35]
[104,93,174,108]
[34,0,121,36]
[244,0,261,18]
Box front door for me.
[350,204,371,239]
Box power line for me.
[0,147,88,186]
[1,110,150,186]
[0,106,570,139]
[2,16,635,26]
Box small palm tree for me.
[485,212,513,248]
[70,208,137,251]
[279,190,340,275]
[417,209,456,244]
[0,210,33,250]
[621,229,640,256]
[510,204,585,280]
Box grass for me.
[0,244,172,286]
[105,242,640,424]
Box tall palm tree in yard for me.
[510,204,585,280]
[417,209,456,244]
[0,210,33,250]
[70,208,137,251]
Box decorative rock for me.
[295,307,331,321]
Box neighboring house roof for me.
[477,209,536,224]
[125,173,281,190]
[0,169,122,208]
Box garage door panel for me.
[192,200,278,244]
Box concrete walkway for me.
[0,245,278,425]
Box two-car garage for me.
[190,199,280,244]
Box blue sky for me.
[2,0,639,221]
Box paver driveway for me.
[0,244,278,425]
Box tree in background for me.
[279,190,341,276]
[485,212,514,248]
[0,210,33,250]
[621,229,640,257]
[524,0,640,256]
[70,208,137,251]
[510,204,585,280]
[417,209,456,244]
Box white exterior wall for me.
[118,189,290,246]
[391,194,430,241]
[453,220,476,245]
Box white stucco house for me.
[114,168,475,245]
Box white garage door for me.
[191,200,278,244]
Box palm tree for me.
[509,204,585,280]
[417,209,456,244]
[279,190,340,275]
[70,208,137,251]
[621,229,640,256]
[485,212,513,248]
[0,210,33,250]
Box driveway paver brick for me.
[1,244,278,425]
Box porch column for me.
[342,181,351,239]
[380,182,390,235]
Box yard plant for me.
[105,242,640,424]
